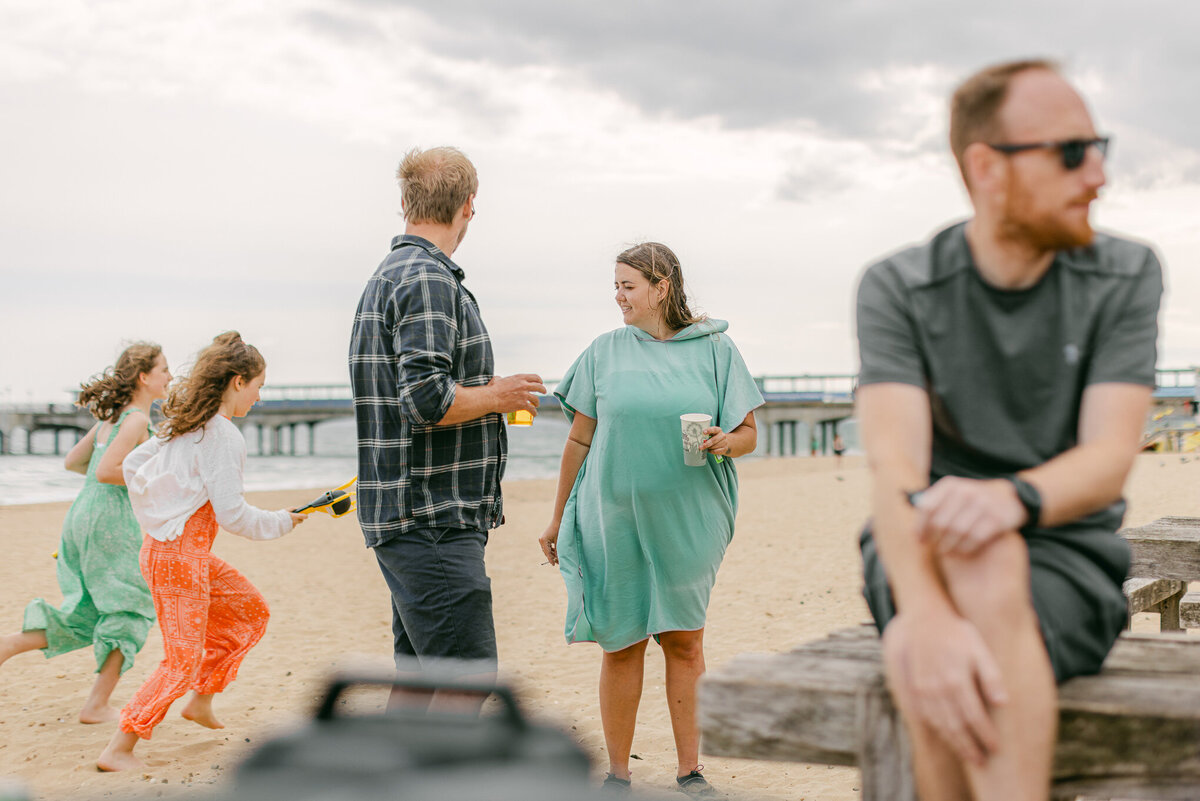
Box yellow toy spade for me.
[293,477,357,518]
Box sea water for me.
[0,416,573,507]
[0,412,847,507]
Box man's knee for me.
[940,533,1036,630]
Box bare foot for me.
[97,744,143,772]
[181,696,225,729]
[80,704,120,724]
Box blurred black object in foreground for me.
[206,672,618,801]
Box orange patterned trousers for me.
[120,502,270,739]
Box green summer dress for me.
[23,409,155,674]
[554,319,765,652]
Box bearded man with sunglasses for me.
[854,60,1163,801]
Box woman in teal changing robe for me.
[540,242,763,797]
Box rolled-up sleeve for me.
[389,267,460,425]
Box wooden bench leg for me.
[1156,583,1187,632]
[857,680,916,801]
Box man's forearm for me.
[869,458,956,616]
[858,384,952,615]
[1021,441,1139,527]
[1020,383,1151,528]
[436,384,496,426]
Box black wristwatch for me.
[1005,475,1042,528]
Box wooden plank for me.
[791,628,1200,674]
[856,680,916,801]
[699,628,1200,793]
[1123,578,1185,614]
[699,650,868,765]
[1051,778,1200,801]
[1102,633,1200,674]
[1123,577,1186,631]
[1180,591,1200,628]
[1124,516,1200,582]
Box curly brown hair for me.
[159,332,265,440]
[76,342,163,423]
[615,242,704,332]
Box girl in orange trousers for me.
[98,332,307,772]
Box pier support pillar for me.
[288,423,297,456]
[308,422,318,456]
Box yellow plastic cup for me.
[507,410,534,426]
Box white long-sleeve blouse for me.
[123,414,294,542]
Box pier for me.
[2,370,1196,457]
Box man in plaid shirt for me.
[349,146,545,690]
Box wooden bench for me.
[1181,591,1200,628]
[1123,577,1186,631]
[1124,516,1200,630]
[699,626,1200,801]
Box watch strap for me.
[1006,475,1042,528]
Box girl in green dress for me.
[539,243,764,797]
[0,343,171,723]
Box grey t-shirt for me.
[856,222,1162,519]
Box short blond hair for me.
[949,58,1060,185]
[396,146,478,225]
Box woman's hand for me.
[539,523,560,565]
[289,512,309,527]
[700,426,730,457]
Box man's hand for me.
[881,608,1009,767]
[912,476,1027,555]
[489,374,547,416]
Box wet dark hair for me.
[76,342,163,423]
[615,242,704,332]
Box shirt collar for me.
[391,234,466,281]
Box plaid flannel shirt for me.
[349,235,506,547]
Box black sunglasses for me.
[986,136,1110,170]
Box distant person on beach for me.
[855,60,1162,801]
[98,332,307,772]
[349,146,545,699]
[539,242,764,797]
[0,343,170,723]
[832,433,846,467]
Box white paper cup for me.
[681,413,712,467]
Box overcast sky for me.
[3,1,1198,402]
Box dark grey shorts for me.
[860,521,1130,683]
[373,526,497,677]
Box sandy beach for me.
[2,452,1198,800]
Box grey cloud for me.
[296,9,386,46]
[776,160,861,204]
[342,0,1200,156]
